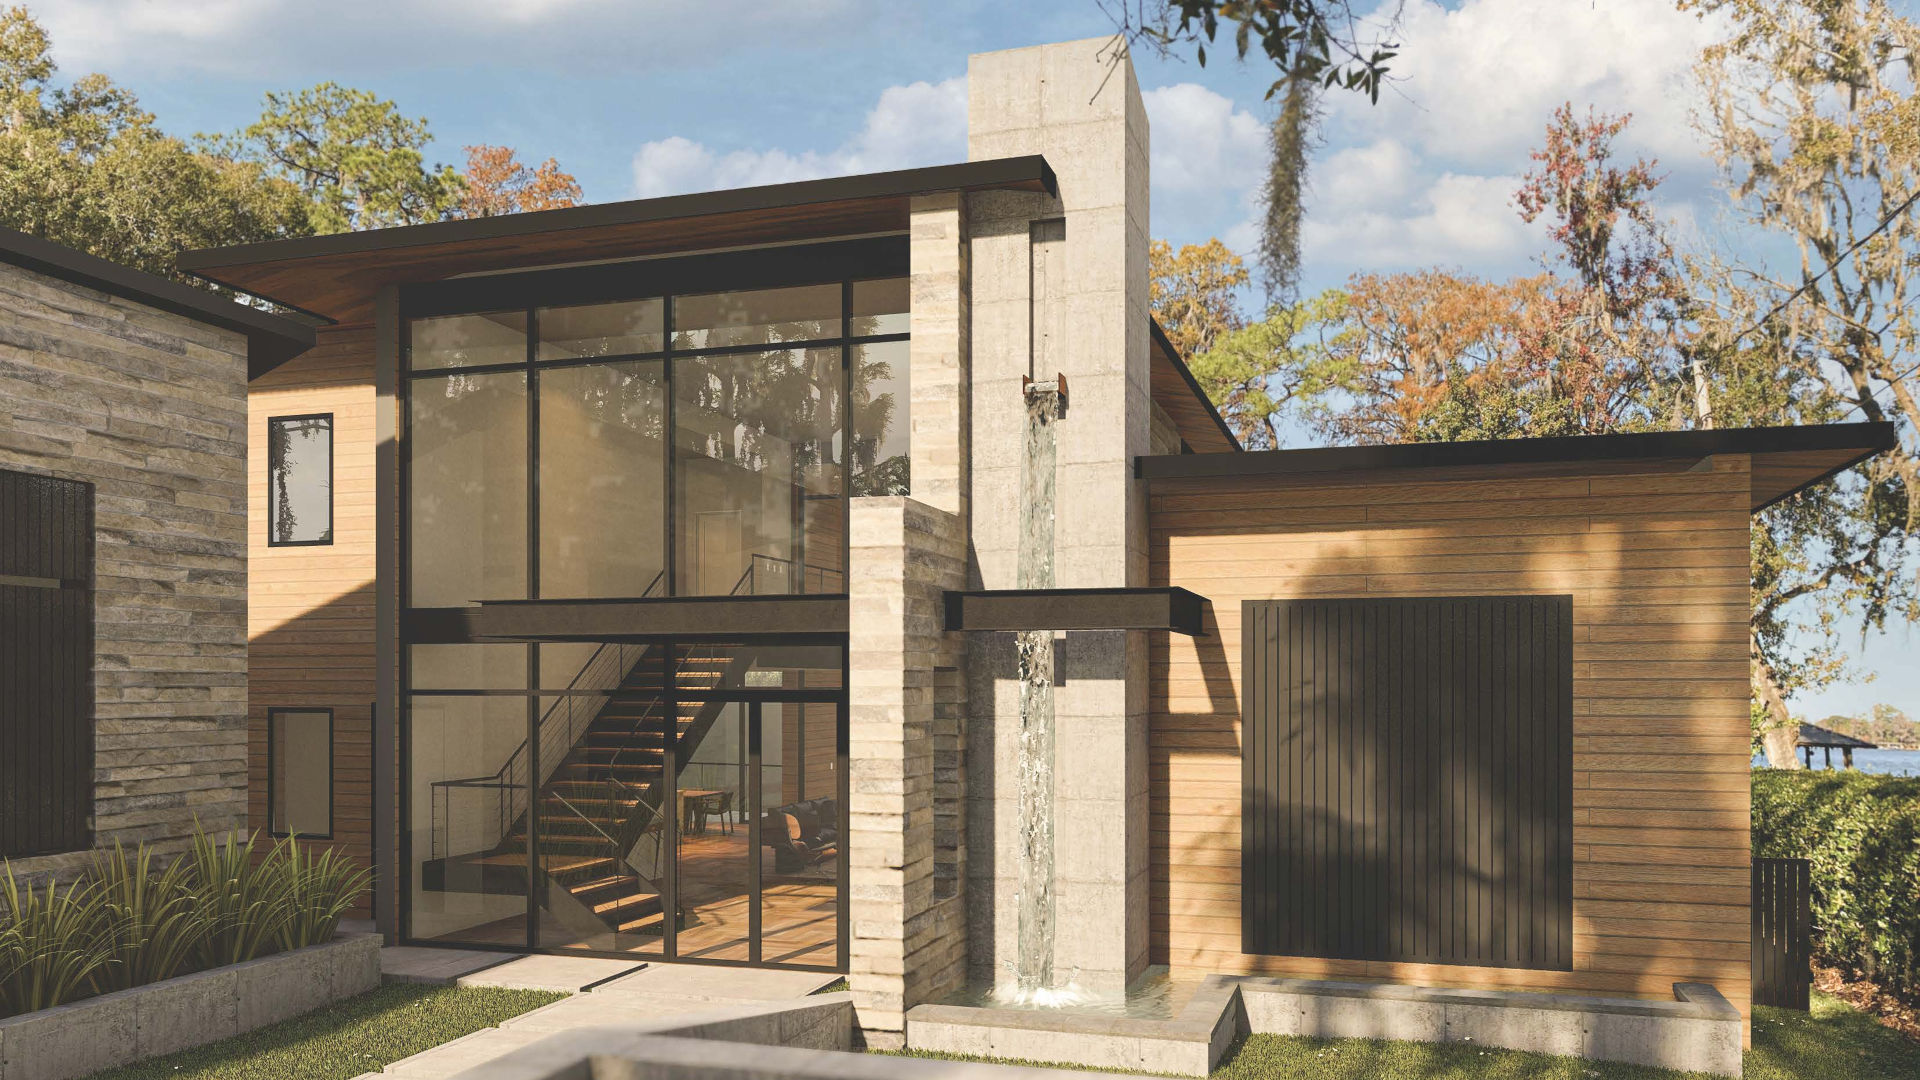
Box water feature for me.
[945,965,1204,1019]
[1008,378,1064,1003]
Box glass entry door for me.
[411,639,844,970]
[673,699,842,967]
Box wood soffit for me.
[183,157,1056,325]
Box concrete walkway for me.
[358,950,842,1079]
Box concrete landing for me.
[453,954,645,993]
[381,947,520,985]
[374,960,841,1079]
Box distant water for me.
[1751,748,1920,777]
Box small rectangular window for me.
[268,414,333,546]
[269,709,333,838]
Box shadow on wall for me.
[246,580,378,919]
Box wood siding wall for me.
[248,324,376,914]
[1149,455,1754,1035]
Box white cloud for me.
[1303,171,1540,273]
[1330,0,1721,167]
[38,0,873,79]
[1142,83,1268,194]
[630,76,965,197]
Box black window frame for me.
[397,235,909,611]
[267,706,335,840]
[266,412,335,548]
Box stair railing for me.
[427,571,664,863]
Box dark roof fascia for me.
[1150,317,1241,452]
[942,587,1208,636]
[1136,422,1897,495]
[179,156,1058,275]
[0,227,316,376]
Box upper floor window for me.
[402,270,909,607]
[268,414,333,546]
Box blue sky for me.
[35,0,1914,720]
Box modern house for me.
[166,37,1895,1052]
[0,227,312,880]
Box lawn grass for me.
[1745,990,1920,1080]
[85,981,565,1080]
[881,989,1920,1079]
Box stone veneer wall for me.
[0,260,249,879]
[848,496,969,1046]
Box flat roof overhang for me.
[943,587,1208,636]
[182,156,1057,331]
[0,226,316,378]
[1134,422,1898,513]
[404,594,849,642]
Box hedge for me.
[1752,769,1920,1000]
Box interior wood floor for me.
[421,829,839,968]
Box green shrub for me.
[1752,769,1920,999]
[0,824,371,1020]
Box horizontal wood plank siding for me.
[248,325,375,914]
[1149,454,1753,1037]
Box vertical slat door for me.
[1242,595,1574,970]
[1751,857,1812,1010]
[0,468,95,858]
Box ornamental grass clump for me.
[0,824,370,1020]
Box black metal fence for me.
[1752,857,1812,1010]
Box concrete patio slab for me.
[591,963,842,1002]
[453,954,645,993]
[381,947,521,986]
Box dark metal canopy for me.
[181,156,1057,330]
[404,595,849,642]
[0,226,315,378]
[943,587,1208,636]
[1134,422,1898,512]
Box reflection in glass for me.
[270,710,331,837]
[409,644,528,690]
[761,702,838,966]
[538,362,667,598]
[409,693,531,946]
[851,340,909,497]
[851,277,908,337]
[268,415,332,544]
[538,299,664,360]
[674,348,843,596]
[675,702,751,961]
[409,311,528,370]
[672,285,840,350]
[409,371,527,606]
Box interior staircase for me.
[422,641,746,940]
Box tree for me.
[455,144,582,218]
[214,82,464,233]
[1150,237,1250,361]
[1682,0,1920,765]
[1189,290,1352,448]
[0,6,311,281]
[1108,3,1401,297]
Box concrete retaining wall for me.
[0,931,380,1080]
[1235,977,1743,1077]
[904,975,1743,1079]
